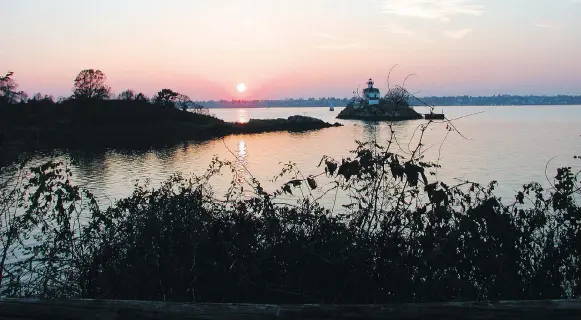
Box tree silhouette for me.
[176,93,191,111]
[72,69,111,100]
[135,92,148,101]
[118,89,136,100]
[384,86,410,107]
[153,89,180,107]
[1,72,27,104]
[152,89,195,111]
[29,93,54,104]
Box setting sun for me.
[236,83,247,93]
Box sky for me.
[1,0,581,100]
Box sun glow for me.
[236,83,247,93]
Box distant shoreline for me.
[199,104,581,109]
[193,95,581,109]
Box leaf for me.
[338,160,359,181]
[282,184,293,195]
[288,179,302,187]
[516,191,525,204]
[390,162,405,180]
[424,182,438,192]
[307,177,317,190]
[325,160,338,176]
[404,162,424,187]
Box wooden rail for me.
[1,299,580,319]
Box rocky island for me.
[336,78,423,121]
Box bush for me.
[1,134,579,302]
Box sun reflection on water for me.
[237,109,249,124]
[238,140,247,162]
[235,140,249,191]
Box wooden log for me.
[0,299,580,319]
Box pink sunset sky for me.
[2,0,581,100]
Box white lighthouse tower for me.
[363,78,380,105]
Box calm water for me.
[62,105,580,209]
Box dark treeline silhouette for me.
[0,69,208,111]
[0,70,338,157]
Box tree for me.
[152,89,197,111]
[29,93,55,104]
[384,86,410,107]
[135,93,148,101]
[153,89,179,107]
[1,72,27,104]
[72,69,110,100]
[176,93,191,111]
[117,89,135,100]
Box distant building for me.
[363,78,380,105]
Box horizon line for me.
[192,94,581,102]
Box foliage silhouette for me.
[28,93,55,105]
[0,70,337,155]
[153,88,180,107]
[117,89,136,101]
[1,136,579,303]
[0,72,27,105]
[72,69,111,100]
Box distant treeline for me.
[198,98,352,108]
[196,95,581,108]
[408,95,581,106]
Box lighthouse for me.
[363,78,380,105]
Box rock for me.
[235,115,342,134]
[337,101,423,121]
[284,115,343,132]
[287,115,326,124]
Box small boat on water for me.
[424,109,445,120]
[329,102,335,111]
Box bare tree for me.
[176,94,191,111]
[384,86,410,107]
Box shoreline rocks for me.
[336,102,423,121]
[234,115,342,133]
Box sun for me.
[236,83,247,93]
